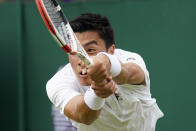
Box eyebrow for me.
[83,40,98,47]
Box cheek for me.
[69,55,79,69]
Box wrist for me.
[84,87,105,110]
[97,52,121,77]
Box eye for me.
[86,48,97,54]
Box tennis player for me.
[46,13,164,131]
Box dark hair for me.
[70,13,115,49]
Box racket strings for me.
[43,0,64,29]
[42,0,89,57]
[75,37,89,57]
[42,0,74,50]
[58,23,72,47]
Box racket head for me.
[36,0,93,67]
[35,0,75,53]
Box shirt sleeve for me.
[46,65,81,115]
[114,49,150,85]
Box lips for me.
[79,68,88,78]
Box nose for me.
[78,59,82,66]
[78,59,86,68]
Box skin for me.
[64,31,145,125]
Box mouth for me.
[79,68,88,78]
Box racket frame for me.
[35,0,93,67]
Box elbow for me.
[80,114,98,125]
[65,95,101,126]
[125,65,144,85]
[81,119,95,125]
[79,111,100,125]
[129,70,145,85]
[67,115,96,125]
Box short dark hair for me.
[70,13,115,49]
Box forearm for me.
[96,53,145,85]
[113,62,145,85]
[64,95,101,125]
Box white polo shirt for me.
[46,49,164,131]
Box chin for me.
[75,72,92,86]
[80,82,91,86]
[79,78,91,86]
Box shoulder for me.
[115,48,150,85]
[60,63,73,73]
[115,48,142,57]
[46,63,76,89]
[53,63,75,78]
[46,64,81,115]
[114,49,144,64]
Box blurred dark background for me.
[0,0,196,131]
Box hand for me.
[91,76,117,98]
[87,54,111,84]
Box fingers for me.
[100,79,116,93]
[92,78,108,87]
[91,79,117,98]
[87,64,108,84]
[93,91,111,98]
[87,55,110,84]
[83,54,116,99]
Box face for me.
[69,31,115,86]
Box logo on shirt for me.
[115,93,123,101]
[126,57,136,61]
[115,93,119,100]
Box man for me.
[46,13,163,131]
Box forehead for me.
[75,31,106,47]
[75,31,100,41]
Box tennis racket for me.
[35,0,93,67]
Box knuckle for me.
[96,93,102,97]
[96,83,103,87]
[109,89,113,94]
[94,90,100,95]
[104,86,112,94]
[91,86,96,90]
[102,95,108,98]
[102,72,107,78]
[112,86,117,93]
[96,60,102,66]
[87,69,93,75]
[99,66,105,72]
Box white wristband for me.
[97,52,121,77]
[84,87,105,110]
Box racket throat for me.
[76,52,93,68]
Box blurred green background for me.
[0,0,195,131]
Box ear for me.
[107,44,115,55]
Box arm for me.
[46,65,102,125]
[96,52,145,85]
[64,95,101,125]
[64,56,116,124]
[113,62,145,85]
[64,78,115,124]
[64,53,145,124]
